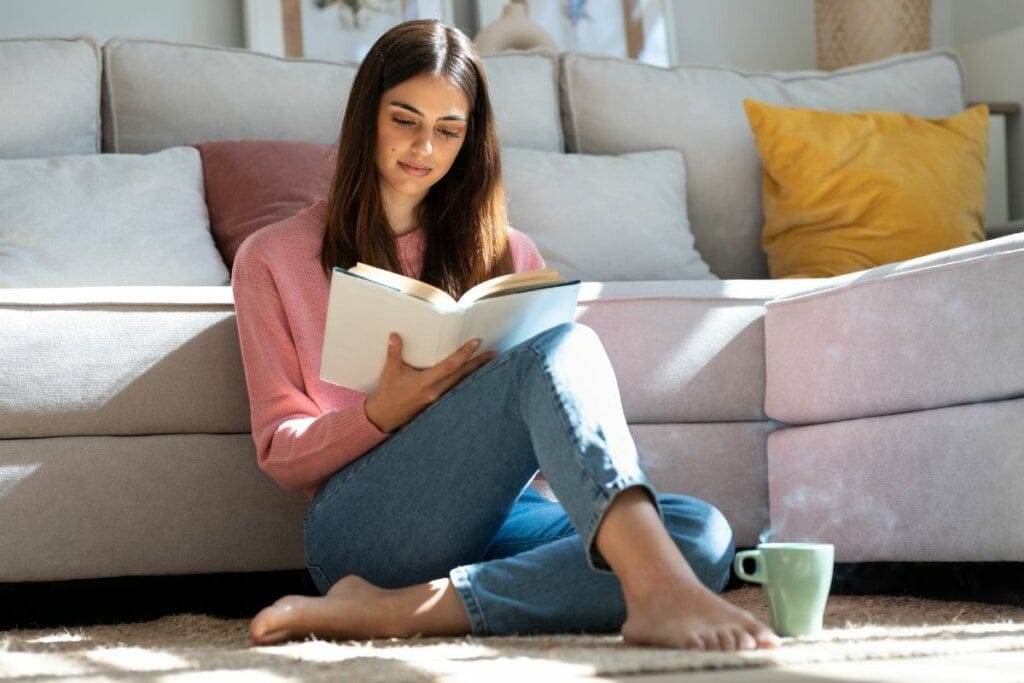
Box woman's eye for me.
[392,117,415,127]
[439,128,461,139]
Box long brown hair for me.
[321,19,513,297]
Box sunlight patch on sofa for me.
[660,307,754,377]
[0,464,41,497]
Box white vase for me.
[474,1,558,54]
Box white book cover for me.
[320,267,580,393]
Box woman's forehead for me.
[382,73,470,118]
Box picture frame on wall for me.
[243,0,455,62]
[475,0,677,66]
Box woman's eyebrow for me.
[389,101,466,122]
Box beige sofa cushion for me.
[0,434,306,581]
[482,49,563,152]
[635,423,775,549]
[0,287,249,439]
[0,281,825,439]
[575,279,821,423]
[768,397,1024,562]
[765,233,1024,424]
[102,39,561,153]
[502,147,712,280]
[560,49,966,279]
[0,36,101,158]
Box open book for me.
[320,262,581,393]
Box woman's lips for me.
[399,161,431,177]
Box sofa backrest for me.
[101,38,562,154]
[560,50,967,278]
[3,35,969,282]
[0,36,101,158]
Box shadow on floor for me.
[3,562,1023,631]
[0,569,317,630]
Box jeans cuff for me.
[449,564,491,635]
[583,476,662,572]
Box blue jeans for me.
[304,322,735,635]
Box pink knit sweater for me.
[231,199,545,497]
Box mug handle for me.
[733,550,766,584]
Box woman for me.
[232,19,777,651]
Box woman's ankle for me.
[379,578,472,638]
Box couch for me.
[1,35,1021,583]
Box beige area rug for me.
[3,587,1024,681]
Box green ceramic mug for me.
[733,542,835,637]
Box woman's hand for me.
[363,333,497,433]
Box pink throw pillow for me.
[192,140,337,267]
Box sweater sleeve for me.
[232,270,388,495]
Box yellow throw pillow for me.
[743,99,988,278]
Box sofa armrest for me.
[987,218,1024,240]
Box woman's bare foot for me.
[595,487,779,652]
[621,578,779,651]
[250,574,471,645]
[250,575,390,645]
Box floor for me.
[3,563,1024,681]
[624,652,1024,682]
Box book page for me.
[348,262,457,310]
[458,268,564,306]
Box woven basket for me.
[815,0,931,71]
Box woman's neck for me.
[381,188,424,237]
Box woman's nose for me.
[411,130,433,156]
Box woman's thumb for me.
[386,333,402,362]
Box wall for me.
[951,0,1024,44]
[0,0,243,47]
[2,0,1022,71]
[669,0,815,71]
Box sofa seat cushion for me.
[0,36,101,158]
[0,434,306,581]
[561,49,965,278]
[102,39,561,153]
[633,422,777,549]
[575,280,823,423]
[0,287,250,439]
[767,396,1024,562]
[765,233,1024,424]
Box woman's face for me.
[375,73,470,207]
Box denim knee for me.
[659,495,735,592]
[529,322,601,360]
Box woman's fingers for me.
[371,337,495,433]
[433,347,496,395]
[430,338,481,378]
[457,350,496,382]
